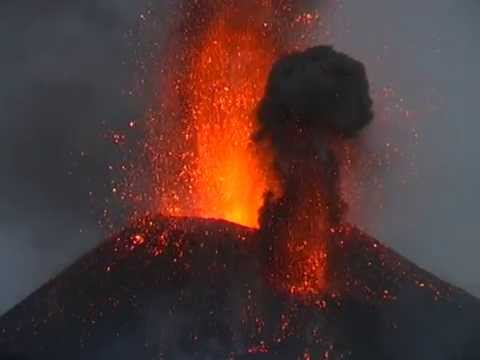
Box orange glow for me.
[184,13,278,228]
[286,248,328,297]
[146,1,306,228]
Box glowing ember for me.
[132,233,145,246]
[287,249,328,296]
[264,192,331,297]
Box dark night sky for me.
[1,0,479,314]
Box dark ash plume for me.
[257,46,372,142]
[255,46,373,277]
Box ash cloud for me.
[257,46,372,141]
[255,46,373,268]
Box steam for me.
[255,46,373,280]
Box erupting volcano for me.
[144,0,341,297]
[2,1,480,359]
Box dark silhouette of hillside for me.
[1,216,479,359]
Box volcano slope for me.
[1,216,479,359]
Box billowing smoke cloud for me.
[255,46,373,281]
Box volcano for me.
[2,5,478,359]
[1,216,479,359]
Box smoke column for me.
[255,46,373,294]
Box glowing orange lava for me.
[144,1,322,229]
[146,1,301,228]
[184,13,278,228]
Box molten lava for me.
[145,1,319,229]
[184,12,278,228]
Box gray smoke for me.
[0,0,162,314]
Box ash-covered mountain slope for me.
[1,216,479,359]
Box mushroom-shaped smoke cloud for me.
[255,46,373,294]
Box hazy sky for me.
[0,1,151,314]
[0,0,479,314]
[328,0,480,297]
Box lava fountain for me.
[145,0,320,228]
[184,12,277,228]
